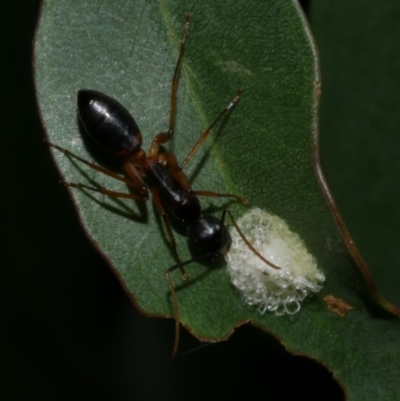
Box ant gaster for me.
[46,14,281,356]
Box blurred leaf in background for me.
[311,1,400,307]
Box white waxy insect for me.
[225,208,325,315]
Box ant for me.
[45,14,281,356]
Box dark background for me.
[0,1,343,400]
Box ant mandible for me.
[45,14,281,356]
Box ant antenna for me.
[168,13,191,137]
[223,209,281,270]
[179,90,243,170]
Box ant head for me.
[187,214,232,259]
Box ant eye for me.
[225,207,325,316]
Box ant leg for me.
[153,14,191,146]
[45,140,148,197]
[191,190,249,206]
[152,187,189,281]
[153,185,190,357]
[160,152,249,205]
[221,209,281,270]
[63,182,143,200]
[166,252,212,357]
[123,152,148,198]
[158,151,191,190]
[166,270,181,357]
[179,90,242,170]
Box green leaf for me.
[35,0,400,399]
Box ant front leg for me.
[165,268,181,358]
[166,252,213,357]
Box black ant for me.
[45,14,281,356]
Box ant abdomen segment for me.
[78,89,143,157]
